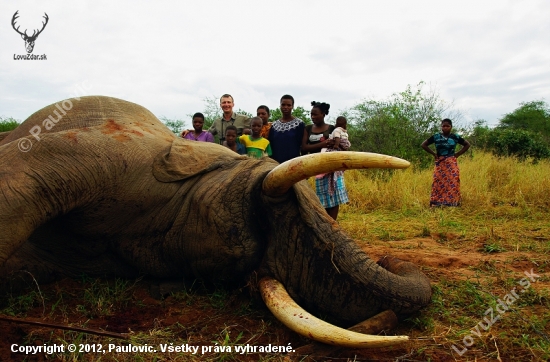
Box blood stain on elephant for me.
[102,119,124,134]
[63,131,78,143]
[113,134,132,142]
[128,130,144,137]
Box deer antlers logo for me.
[12,11,49,54]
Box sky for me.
[1,0,549,128]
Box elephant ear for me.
[153,138,246,182]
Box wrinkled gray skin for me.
[0,96,431,326]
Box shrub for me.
[0,117,20,132]
[477,127,550,161]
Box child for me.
[257,105,272,138]
[223,125,246,155]
[328,116,350,151]
[183,112,214,142]
[317,116,351,179]
[238,117,272,159]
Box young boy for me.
[222,125,246,155]
[237,117,272,159]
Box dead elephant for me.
[0,96,431,348]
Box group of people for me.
[181,93,471,217]
[180,94,351,219]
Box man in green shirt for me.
[208,94,251,144]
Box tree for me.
[498,100,550,141]
[160,116,186,135]
[344,82,462,168]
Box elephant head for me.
[0,96,431,348]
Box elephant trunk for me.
[259,181,432,327]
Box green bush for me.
[475,127,550,161]
[0,117,20,132]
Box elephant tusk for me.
[262,152,410,197]
[259,277,409,348]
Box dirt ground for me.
[0,237,547,361]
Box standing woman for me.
[302,101,348,220]
[268,95,305,164]
[421,118,471,207]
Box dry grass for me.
[342,151,550,212]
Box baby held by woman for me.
[323,116,350,152]
[317,116,350,180]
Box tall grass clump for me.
[460,152,550,208]
[343,151,550,212]
[344,168,430,212]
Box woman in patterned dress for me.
[268,95,305,164]
[421,118,471,206]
